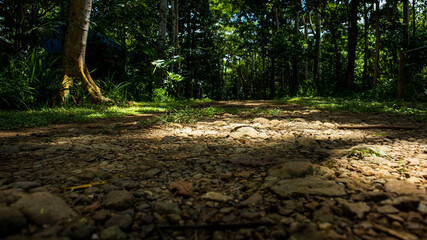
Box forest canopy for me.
[0,0,426,109]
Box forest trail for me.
[0,101,426,240]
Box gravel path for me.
[0,101,426,240]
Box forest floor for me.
[0,100,426,240]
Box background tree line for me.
[0,0,426,109]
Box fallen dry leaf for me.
[169,180,194,197]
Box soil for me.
[0,100,426,240]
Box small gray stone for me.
[103,190,135,210]
[100,226,127,240]
[153,200,181,215]
[233,127,259,138]
[418,201,427,214]
[13,192,77,226]
[0,206,26,236]
[271,177,346,198]
[105,214,133,229]
[268,161,314,179]
[8,181,41,191]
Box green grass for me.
[1,97,425,130]
[278,97,427,122]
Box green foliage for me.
[281,97,426,122]
[99,73,131,102]
[347,146,387,159]
[0,50,62,110]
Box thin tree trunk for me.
[61,0,109,103]
[302,14,309,83]
[346,0,359,87]
[373,0,380,88]
[291,12,300,95]
[159,0,168,48]
[403,0,409,49]
[363,0,369,88]
[313,10,321,87]
[412,0,416,39]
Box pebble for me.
[153,200,181,215]
[14,192,77,226]
[0,206,26,236]
[105,214,132,229]
[100,226,127,240]
[102,190,135,210]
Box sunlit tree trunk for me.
[346,0,359,87]
[61,0,110,103]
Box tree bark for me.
[61,0,110,103]
[313,10,322,87]
[402,0,409,49]
[346,0,359,87]
[302,14,309,83]
[362,0,369,88]
[291,12,300,95]
[373,0,380,88]
[159,0,168,48]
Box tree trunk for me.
[159,0,168,48]
[346,0,359,87]
[302,14,309,83]
[362,0,369,88]
[403,0,409,49]
[291,12,300,95]
[313,10,321,87]
[61,0,110,103]
[373,0,380,88]
[412,0,416,39]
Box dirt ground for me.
[0,100,426,240]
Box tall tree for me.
[61,0,109,103]
[373,0,380,88]
[346,0,360,87]
[402,0,409,48]
[159,0,168,48]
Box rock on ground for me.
[13,192,77,226]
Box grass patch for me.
[279,97,427,122]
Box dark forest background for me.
[0,0,426,110]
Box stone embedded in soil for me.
[252,117,270,124]
[377,205,399,214]
[271,177,346,198]
[238,193,263,207]
[153,200,181,215]
[384,179,426,195]
[105,214,133,229]
[100,226,127,240]
[0,206,27,236]
[339,200,371,219]
[418,201,427,214]
[103,190,135,210]
[268,161,314,179]
[13,192,77,226]
[230,127,259,138]
[201,192,233,202]
[8,181,41,191]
